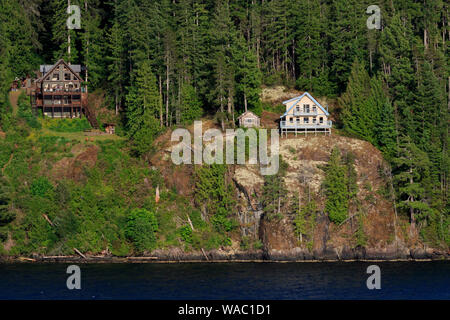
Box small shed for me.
[104,123,116,135]
[237,111,260,128]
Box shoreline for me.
[1,248,448,264]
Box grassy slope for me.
[0,116,231,257]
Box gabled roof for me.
[237,111,260,120]
[41,64,81,74]
[36,59,83,83]
[280,92,329,117]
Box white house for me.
[279,92,332,136]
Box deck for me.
[280,120,332,137]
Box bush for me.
[30,176,54,198]
[17,92,41,129]
[179,225,193,244]
[47,118,91,132]
[125,208,158,253]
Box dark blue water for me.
[0,261,448,300]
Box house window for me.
[52,73,59,81]
[304,117,309,124]
[295,106,300,113]
[65,73,71,81]
[245,118,253,124]
[319,117,323,124]
[296,117,300,122]
[312,106,317,113]
[289,117,293,123]
[312,118,317,124]
[304,104,310,113]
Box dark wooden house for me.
[30,59,87,118]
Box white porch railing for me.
[280,120,332,129]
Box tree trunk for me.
[220,95,225,131]
[68,0,71,64]
[84,1,88,93]
[244,92,248,112]
[159,74,163,127]
[115,91,118,115]
[166,58,170,127]
[409,167,416,234]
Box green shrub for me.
[17,92,41,129]
[240,236,250,250]
[179,225,193,244]
[30,176,54,198]
[189,209,207,230]
[47,118,91,132]
[125,208,158,253]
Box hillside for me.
[0,111,448,261]
[149,128,446,261]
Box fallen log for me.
[42,214,54,227]
[201,248,209,261]
[73,248,87,259]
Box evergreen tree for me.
[328,0,367,93]
[51,0,81,63]
[126,60,161,156]
[295,0,332,95]
[0,174,14,242]
[379,14,416,137]
[179,83,202,124]
[106,8,126,115]
[323,147,348,224]
[210,0,234,129]
[393,136,433,233]
[291,192,317,244]
[339,59,375,143]
[82,0,105,90]
[371,75,397,160]
[233,34,262,114]
[261,158,288,218]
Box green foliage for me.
[179,225,193,244]
[291,192,317,245]
[355,213,367,247]
[179,84,203,124]
[261,157,288,218]
[30,177,54,198]
[393,136,434,231]
[194,164,236,237]
[323,148,348,224]
[0,175,14,232]
[126,60,162,156]
[17,92,41,129]
[0,0,448,252]
[125,208,158,253]
[46,118,91,133]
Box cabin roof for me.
[280,92,329,117]
[36,59,83,83]
[40,63,81,74]
[237,111,259,120]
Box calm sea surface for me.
[0,261,448,300]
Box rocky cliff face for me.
[232,134,433,260]
[152,129,447,261]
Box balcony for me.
[293,109,318,116]
[280,120,332,129]
[42,88,82,94]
